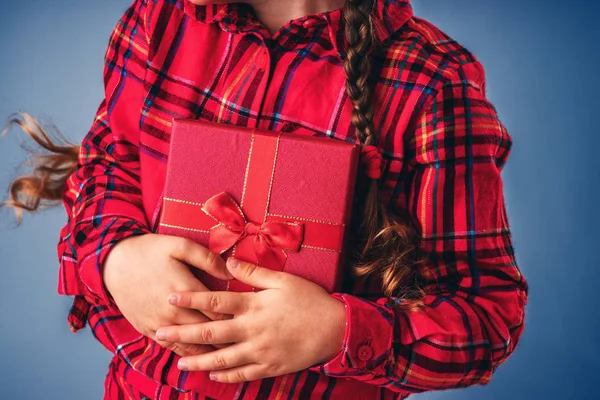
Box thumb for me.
[226,258,286,289]
[168,236,234,280]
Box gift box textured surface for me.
[157,119,360,293]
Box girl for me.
[4,0,529,398]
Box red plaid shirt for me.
[57,0,529,398]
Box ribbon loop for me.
[201,192,304,270]
[202,191,246,232]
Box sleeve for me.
[57,0,152,310]
[308,61,529,393]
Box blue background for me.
[0,0,597,398]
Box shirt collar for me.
[183,0,413,56]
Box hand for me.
[103,233,235,357]
[155,257,347,383]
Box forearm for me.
[310,276,527,393]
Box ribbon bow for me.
[201,192,304,270]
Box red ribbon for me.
[361,145,383,180]
[202,192,304,270]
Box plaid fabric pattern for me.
[57,0,529,398]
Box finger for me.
[178,343,255,372]
[167,236,234,280]
[172,305,232,325]
[181,279,233,322]
[169,291,252,315]
[156,340,184,356]
[156,319,243,345]
[208,364,269,383]
[226,258,287,289]
[156,340,217,357]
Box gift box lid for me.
[164,119,360,225]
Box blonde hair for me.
[1,113,79,223]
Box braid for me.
[343,0,376,146]
[342,0,427,312]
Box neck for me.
[246,0,346,34]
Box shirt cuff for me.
[77,216,151,307]
[308,293,395,378]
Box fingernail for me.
[224,262,235,279]
[155,330,167,341]
[178,359,188,370]
[209,372,218,381]
[168,294,179,305]
[227,258,240,270]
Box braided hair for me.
[342,0,426,311]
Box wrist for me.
[320,294,347,363]
[102,234,141,298]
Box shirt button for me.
[357,345,373,361]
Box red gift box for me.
[157,119,360,293]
